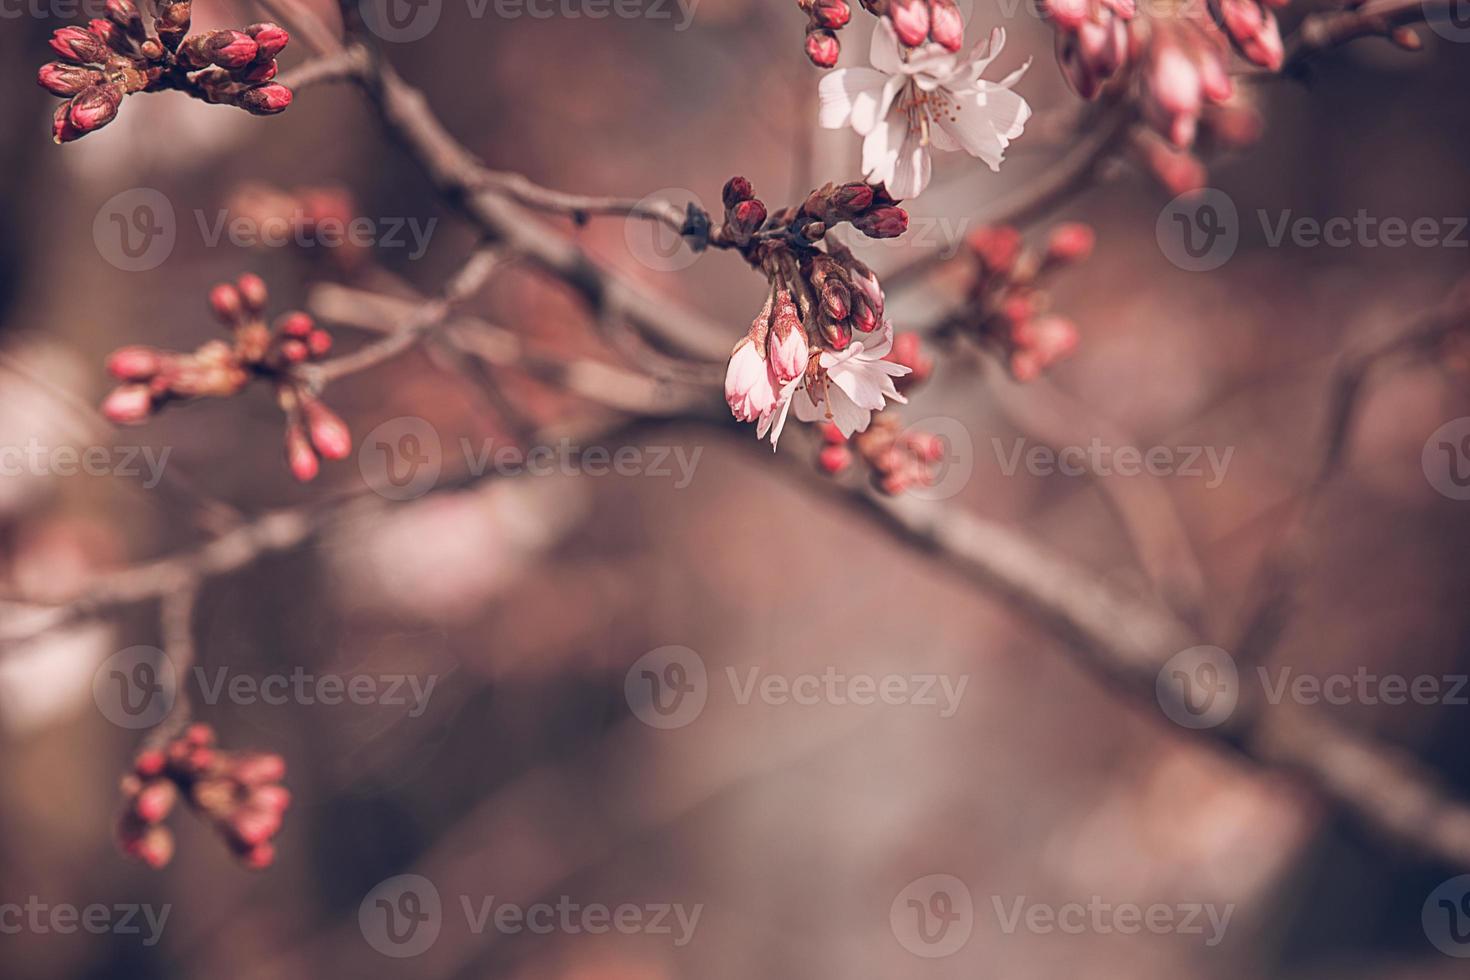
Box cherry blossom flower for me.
[818,20,1032,199]
[791,320,911,439]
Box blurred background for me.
[3,1,1470,977]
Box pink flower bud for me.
[812,0,851,29]
[1045,222,1095,264]
[237,83,292,115]
[285,425,319,482]
[102,385,153,424]
[1046,0,1088,28]
[304,400,352,461]
[235,751,287,785]
[210,283,244,323]
[853,206,908,239]
[889,0,930,47]
[250,785,292,813]
[49,27,106,64]
[280,339,309,363]
[236,273,269,312]
[819,444,852,474]
[134,781,177,823]
[929,0,964,52]
[730,198,767,238]
[768,292,809,384]
[278,311,314,337]
[821,317,852,351]
[307,330,333,358]
[246,22,290,59]
[234,61,279,85]
[1220,0,1283,70]
[725,337,779,423]
[205,30,259,69]
[107,346,162,380]
[830,181,874,217]
[230,806,282,847]
[129,826,175,868]
[1014,314,1079,368]
[241,841,276,870]
[821,282,850,321]
[134,749,166,777]
[722,176,753,208]
[966,225,1022,275]
[805,29,840,68]
[68,85,121,134]
[38,62,100,96]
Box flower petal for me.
[818,67,889,133]
[936,84,1031,171]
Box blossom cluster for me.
[39,0,291,143]
[117,724,290,870]
[962,223,1091,381]
[101,274,351,483]
[818,21,1031,199]
[721,177,917,448]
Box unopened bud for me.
[819,444,852,474]
[812,0,851,28]
[234,752,287,785]
[210,283,244,323]
[285,424,318,482]
[49,26,106,64]
[853,205,908,239]
[821,317,853,350]
[236,273,269,313]
[241,841,276,870]
[246,22,290,59]
[131,826,175,868]
[929,0,964,51]
[68,85,121,134]
[889,0,930,46]
[278,312,314,337]
[106,0,145,36]
[229,806,282,847]
[200,30,259,69]
[279,339,309,364]
[134,781,178,823]
[250,785,292,813]
[1045,222,1095,265]
[307,330,333,358]
[237,83,292,115]
[822,282,850,321]
[107,346,161,380]
[722,176,753,208]
[102,385,153,424]
[830,181,874,217]
[134,749,166,777]
[966,225,1022,275]
[38,62,101,96]
[805,29,840,68]
[303,399,352,461]
[730,198,767,238]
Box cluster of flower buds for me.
[39,1,291,143]
[715,177,909,252]
[799,0,852,67]
[817,417,946,494]
[116,723,290,870]
[798,0,963,67]
[1048,0,1137,100]
[720,176,915,447]
[102,274,350,482]
[962,224,1091,381]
